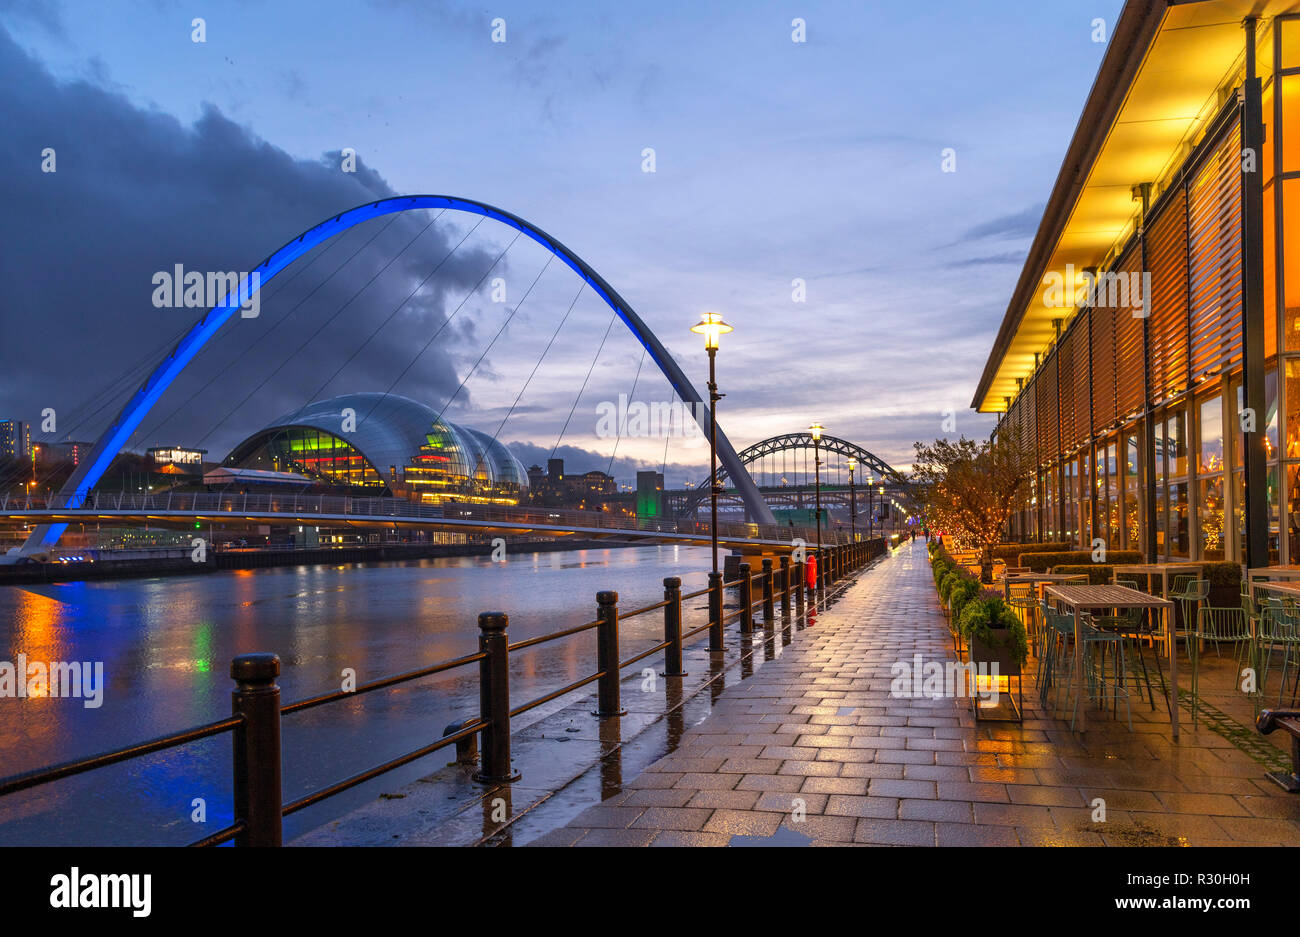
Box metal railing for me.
[0,538,887,846]
[1,491,848,546]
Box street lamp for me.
[866,472,874,539]
[878,484,886,535]
[809,422,824,591]
[846,457,857,542]
[691,311,733,579]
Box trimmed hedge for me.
[1018,550,1143,573]
[1051,564,1116,585]
[991,542,1072,564]
[948,578,982,623]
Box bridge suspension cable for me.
[549,310,617,462]
[192,211,454,447]
[361,231,520,431]
[128,213,410,448]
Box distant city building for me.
[0,420,30,459]
[147,446,208,472]
[526,458,624,511]
[636,470,665,518]
[46,440,96,466]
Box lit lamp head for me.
[690,311,733,350]
[847,457,857,474]
[808,422,824,443]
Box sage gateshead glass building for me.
[974,0,1300,567]
[222,393,529,505]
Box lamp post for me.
[809,422,824,587]
[847,457,857,542]
[878,485,886,536]
[691,312,733,578]
[866,474,874,540]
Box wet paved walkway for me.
[531,539,1300,846]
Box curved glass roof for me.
[224,393,529,496]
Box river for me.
[0,544,715,845]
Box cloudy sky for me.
[0,0,1122,488]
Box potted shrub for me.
[958,596,1028,722]
[949,578,980,624]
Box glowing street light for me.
[692,312,732,652]
[690,311,733,350]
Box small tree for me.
[911,429,1032,582]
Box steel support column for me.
[1242,17,1270,569]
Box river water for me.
[0,544,715,845]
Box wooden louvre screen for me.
[1113,247,1145,419]
[1057,329,1075,453]
[1071,311,1092,449]
[1023,373,1038,467]
[1090,297,1116,431]
[1145,185,1189,405]
[1037,354,1058,458]
[1187,120,1243,385]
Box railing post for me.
[474,612,520,782]
[663,577,686,676]
[794,559,806,617]
[779,555,792,617]
[738,563,753,633]
[761,558,775,622]
[230,653,283,847]
[594,591,626,717]
[708,571,725,651]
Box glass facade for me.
[994,17,1300,564]
[223,393,529,505]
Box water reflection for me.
[0,545,711,845]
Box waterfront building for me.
[974,1,1300,566]
[221,393,529,505]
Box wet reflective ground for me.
[0,545,711,845]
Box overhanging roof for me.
[972,0,1294,412]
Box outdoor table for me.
[1109,562,1202,598]
[1002,571,1088,600]
[1247,565,1300,580]
[1043,583,1177,738]
[1254,580,1300,597]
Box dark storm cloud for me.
[0,24,499,459]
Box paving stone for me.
[543,542,1291,847]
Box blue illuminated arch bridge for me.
[24,195,774,552]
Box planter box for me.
[968,631,1022,676]
[967,629,1022,723]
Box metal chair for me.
[1093,579,1167,713]
[1191,606,1253,726]
[1257,599,1300,707]
[1006,581,1040,655]
[1170,576,1207,627]
[1041,604,1131,730]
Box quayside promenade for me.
[532,540,1300,847]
